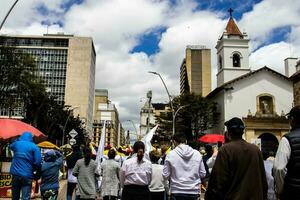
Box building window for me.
[219,55,222,69]
[232,53,241,67]
[258,95,274,115]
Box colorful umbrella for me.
[198,134,224,144]
[38,141,59,149]
[0,119,47,142]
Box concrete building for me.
[180,45,211,96]
[207,15,293,154]
[93,89,123,147]
[0,34,96,136]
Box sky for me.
[1,0,300,134]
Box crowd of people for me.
[7,105,300,200]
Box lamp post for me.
[0,0,19,31]
[62,106,79,145]
[173,105,189,135]
[148,71,175,136]
[125,120,139,140]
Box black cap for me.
[224,117,245,129]
[287,106,300,118]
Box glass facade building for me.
[0,34,96,136]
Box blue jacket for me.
[41,150,63,192]
[10,131,42,179]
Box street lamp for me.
[62,106,79,145]
[148,71,175,136]
[125,120,139,140]
[0,0,19,31]
[173,105,189,135]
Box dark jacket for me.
[66,147,82,169]
[10,132,42,179]
[41,150,63,192]
[281,128,300,199]
[205,139,268,200]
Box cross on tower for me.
[228,8,234,18]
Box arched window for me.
[232,53,241,67]
[259,95,274,115]
[219,55,222,69]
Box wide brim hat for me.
[224,117,245,129]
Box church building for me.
[207,12,293,154]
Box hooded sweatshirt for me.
[163,144,206,194]
[10,132,42,179]
[41,150,63,192]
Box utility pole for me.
[146,90,152,134]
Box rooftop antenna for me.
[288,32,293,57]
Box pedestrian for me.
[120,141,152,200]
[202,144,213,177]
[205,117,268,200]
[262,151,276,200]
[149,150,168,200]
[9,131,42,200]
[66,145,82,200]
[206,146,217,174]
[40,149,63,200]
[163,132,206,200]
[273,105,300,199]
[100,148,120,200]
[73,147,99,200]
[158,144,168,165]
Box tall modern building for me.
[0,34,96,136]
[93,89,124,147]
[180,45,211,97]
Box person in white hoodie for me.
[163,132,206,200]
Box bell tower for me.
[216,8,250,87]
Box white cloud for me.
[249,42,295,74]
[1,0,300,133]
[239,0,300,50]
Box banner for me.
[96,121,106,168]
[0,173,12,198]
[142,125,158,154]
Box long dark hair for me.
[83,147,92,166]
[108,149,116,159]
[133,141,145,163]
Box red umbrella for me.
[0,119,47,142]
[198,134,224,144]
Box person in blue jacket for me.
[10,131,42,200]
[40,149,63,200]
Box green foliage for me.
[0,45,86,145]
[155,93,219,142]
[0,46,40,112]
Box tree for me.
[0,45,87,145]
[155,93,219,142]
[0,46,42,116]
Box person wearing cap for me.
[273,105,300,199]
[205,117,267,200]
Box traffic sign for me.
[69,138,76,145]
[69,129,78,137]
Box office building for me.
[93,89,123,147]
[0,34,96,136]
[180,46,211,97]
